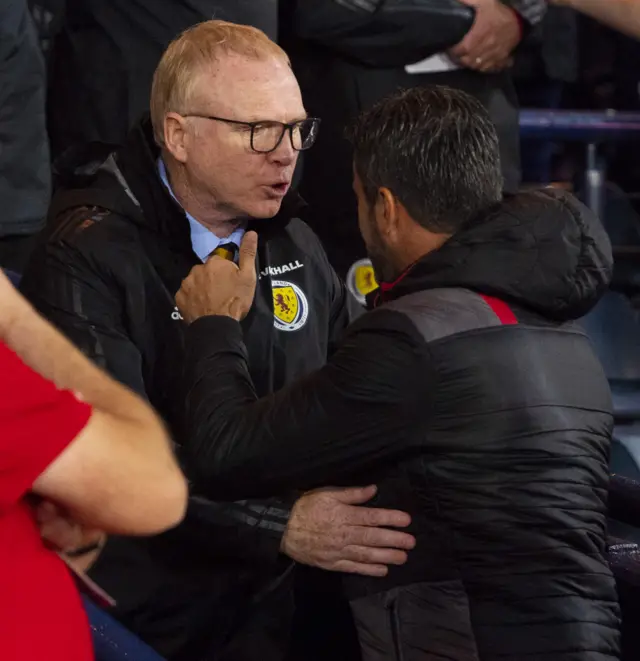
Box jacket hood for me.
[380,189,613,321]
[49,115,304,249]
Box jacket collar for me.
[373,189,613,322]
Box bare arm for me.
[551,0,640,39]
[0,271,187,535]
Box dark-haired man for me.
[175,85,621,661]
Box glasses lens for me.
[292,119,320,151]
[250,119,321,153]
[252,123,285,153]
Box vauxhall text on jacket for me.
[175,189,620,661]
[19,117,350,661]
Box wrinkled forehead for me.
[190,53,306,122]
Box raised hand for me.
[176,231,258,323]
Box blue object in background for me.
[3,269,21,286]
[83,597,167,661]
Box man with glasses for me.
[19,19,415,661]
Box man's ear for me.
[164,113,189,164]
[377,187,400,241]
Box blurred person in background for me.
[0,0,50,272]
[20,20,415,661]
[513,4,578,184]
[46,0,279,159]
[0,270,187,661]
[550,0,640,40]
[280,0,546,286]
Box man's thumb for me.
[332,485,377,505]
[239,231,258,277]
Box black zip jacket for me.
[173,189,621,660]
[19,117,349,661]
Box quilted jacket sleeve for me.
[177,310,434,501]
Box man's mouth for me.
[265,182,291,197]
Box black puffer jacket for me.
[174,189,621,660]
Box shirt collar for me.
[157,158,244,263]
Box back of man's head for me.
[150,20,289,147]
[350,86,503,234]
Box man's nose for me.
[270,134,297,165]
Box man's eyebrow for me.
[250,112,309,124]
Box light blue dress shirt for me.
[157,158,245,263]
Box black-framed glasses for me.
[184,114,321,153]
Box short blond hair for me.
[150,20,289,146]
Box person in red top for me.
[0,270,188,661]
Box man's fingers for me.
[330,484,377,505]
[333,560,389,577]
[343,545,409,566]
[456,35,498,64]
[344,524,416,551]
[346,504,412,529]
[239,231,258,278]
[188,263,208,277]
[35,500,63,523]
[355,525,416,549]
[458,44,508,72]
[450,15,488,57]
[460,55,496,72]
[40,518,83,550]
[450,39,472,59]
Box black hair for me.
[349,85,503,233]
